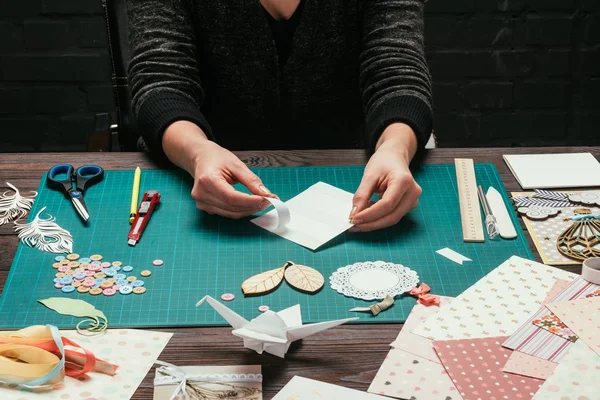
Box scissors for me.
[47,164,104,222]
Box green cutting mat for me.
[0,164,533,329]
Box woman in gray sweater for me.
[127,0,432,232]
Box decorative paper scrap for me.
[196,296,356,358]
[517,205,560,220]
[435,247,472,265]
[412,256,577,341]
[241,265,286,295]
[531,340,600,400]
[533,189,572,202]
[153,363,262,400]
[546,296,600,357]
[434,336,543,400]
[241,261,324,295]
[251,182,354,250]
[38,298,108,335]
[512,197,575,208]
[0,182,37,226]
[0,328,173,400]
[569,190,600,207]
[503,276,598,362]
[368,347,462,400]
[542,279,571,304]
[14,207,73,253]
[531,313,578,342]
[329,261,419,301]
[502,351,558,380]
[389,296,453,363]
[274,376,388,400]
[512,192,600,265]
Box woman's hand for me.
[163,121,275,219]
[349,123,421,232]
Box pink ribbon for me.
[409,283,440,306]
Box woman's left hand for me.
[349,123,422,232]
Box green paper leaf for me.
[38,297,107,322]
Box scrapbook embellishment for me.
[349,295,395,316]
[38,297,108,335]
[283,262,324,293]
[241,265,286,295]
[517,205,561,220]
[329,261,419,301]
[533,189,571,201]
[408,283,440,306]
[532,313,578,342]
[0,182,37,226]
[14,207,73,253]
[569,190,600,206]
[557,208,600,261]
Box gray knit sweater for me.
[126,0,432,155]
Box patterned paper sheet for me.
[546,296,600,357]
[502,351,558,380]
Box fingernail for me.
[349,226,360,233]
[349,205,357,221]
[351,218,363,225]
[259,185,271,195]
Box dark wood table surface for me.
[1,147,598,399]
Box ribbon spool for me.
[582,258,600,284]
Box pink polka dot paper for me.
[434,336,544,400]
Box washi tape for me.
[582,258,600,284]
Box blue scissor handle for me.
[75,165,104,193]
[47,164,75,195]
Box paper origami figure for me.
[196,295,357,358]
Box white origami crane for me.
[196,295,358,358]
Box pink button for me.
[58,265,71,272]
[74,268,85,274]
[54,283,64,289]
[153,259,164,266]
[113,285,122,290]
[100,262,111,268]
[103,288,116,296]
[82,280,96,287]
[258,305,270,312]
[220,293,235,301]
[87,264,102,272]
[84,270,95,276]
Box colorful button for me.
[60,259,70,265]
[55,272,65,278]
[88,264,102,272]
[61,285,75,293]
[54,283,64,289]
[52,263,62,269]
[140,270,151,277]
[68,261,80,268]
[90,254,103,261]
[79,257,91,264]
[59,277,73,285]
[105,278,116,283]
[83,280,97,287]
[77,286,90,293]
[112,261,122,267]
[90,261,102,265]
[116,279,129,286]
[54,256,65,262]
[74,272,86,280]
[100,262,111,268]
[102,288,116,296]
[119,286,133,295]
[112,266,121,271]
[133,287,146,295]
[114,273,126,280]
[74,268,85,274]
[94,272,106,278]
[64,270,74,275]
[58,265,71,272]
[53,278,61,283]
[89,288,103,296]
[131,280,144,287]
[127,276,137,282]
[221,293,235,301]
[104,268,117,277]
[153,259,164,266]
[66,253,80,261]
[100,281,113,289]
[113,285,122,290]
[258,305,270,312]
[72,281,81,288]
[122,266,134,272]
[79,263,90,269]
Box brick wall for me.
[0,0,598,151]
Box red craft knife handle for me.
[128,190,161,246]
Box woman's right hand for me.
[163,121,275,219]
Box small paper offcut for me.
[436,247,472,265]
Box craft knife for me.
[128,190,161,246]
[477,185,499,240]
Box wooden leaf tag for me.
[284,262,324,293]
[241,266,286,295]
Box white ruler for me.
[455,158,484,242]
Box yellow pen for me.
[129,167,141,224]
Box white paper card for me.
[273,376,388,399]
[503,153,600,189]
[435,247,472,265]
[251,182,354,250]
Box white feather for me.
[0,182,37,226]
[14,206,73,253]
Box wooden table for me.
[1,147,597,399]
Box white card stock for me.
[435,247,472,265]
[503,153,600,189]
[251,182,354,250]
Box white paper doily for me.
[329,261,419,300]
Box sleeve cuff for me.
[137,91,213,158]
[365,95,433,156]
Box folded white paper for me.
[251,182,354,250]
[436,247,472,265]
[273,376,388,399]
[503,153,600,189]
